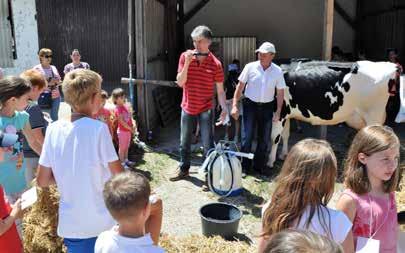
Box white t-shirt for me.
[238,61,286,103]
[95,226,165,253]
[262,202,352,243]
[39,117,118,238]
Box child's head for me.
[20,69,47,102]
[0,76,32,111]
[263,229,343,253]
[103,171,151,226]
[38,48,53,64]
[344,125,400,194]
[100,90,108,107]
[262,139,337,236]
[111,88,126,105]
[62,69,102,114]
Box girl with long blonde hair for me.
[259,138,353,253]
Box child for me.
[0,138,23,253]
[259,139,353,253]
[36,69,124,253]
[94,90,114,137]
[264,229,343,253]
[0,76,42,202]
[20,69,49,185]
[336,125,400,253]
[95,171,164,253]
[111,88,135,169]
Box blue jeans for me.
[179,109,214,172]
[42,96,61,121]
[50,96,61,121]
[241,98,273,172]
[64,237,97,253]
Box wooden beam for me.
[155,0,166,6]
[177,0,185,52]
[334,1,355,30]
[183,0,210,24]
[321,0,334,139]
[166,0,178,79]
[322,0,334,61]
[121,78,179,88]
[135,0,148,140]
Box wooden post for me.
[135,0,148,141]
[320,0,334,139]
[166,0,178,80]
[177,0,185,53]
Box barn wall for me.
[358,0,405,61]
[35,0,128,93]
[184,0,357,59]
[144,0,167,129]
[2,0,39,76]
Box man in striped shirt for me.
[170,25,228,181]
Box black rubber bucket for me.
[199,202,242,240]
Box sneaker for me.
[121,163,130,170]
[201,184,210,192]
[125,159,135,167]
[169,169,189,181]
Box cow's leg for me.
[345,110,366,130]
[279,118,290,160]
[267,120,284,168]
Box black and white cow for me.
[268,60,398,168]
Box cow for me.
[268,60,398,168]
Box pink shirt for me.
[343,189,398,253]
[114,105,133,132]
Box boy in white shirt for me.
[36,69,124,253]
[95,171,165,253]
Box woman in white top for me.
[259,139,353,253]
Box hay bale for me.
[160,234,256,253]
[23,186,66,253]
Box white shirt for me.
[262,202,352,243]
[39,117,118,238]
[95,226,165,253]
[238,61,286,103]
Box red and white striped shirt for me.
[178,52,224,115]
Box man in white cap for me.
[231,42,286,175]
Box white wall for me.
[184,0,356,59]
[3,0,39,76]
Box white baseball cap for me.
[255,42,276,54]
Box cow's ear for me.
[351,64,359,74]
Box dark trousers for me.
[241,98,274,172]
[179,109,214,172]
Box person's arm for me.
[36,165,56,187]
[0,199,22,236]
[257,234,270,253]
[23,122,42,156]
[273,88,284,122]
[108,160,124,175]
[336,194,356,253]
[231,81,246,120]
[117,114,133,132]
[31,128,45,145]
[176,50,194,87]
[215,82,228,125]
